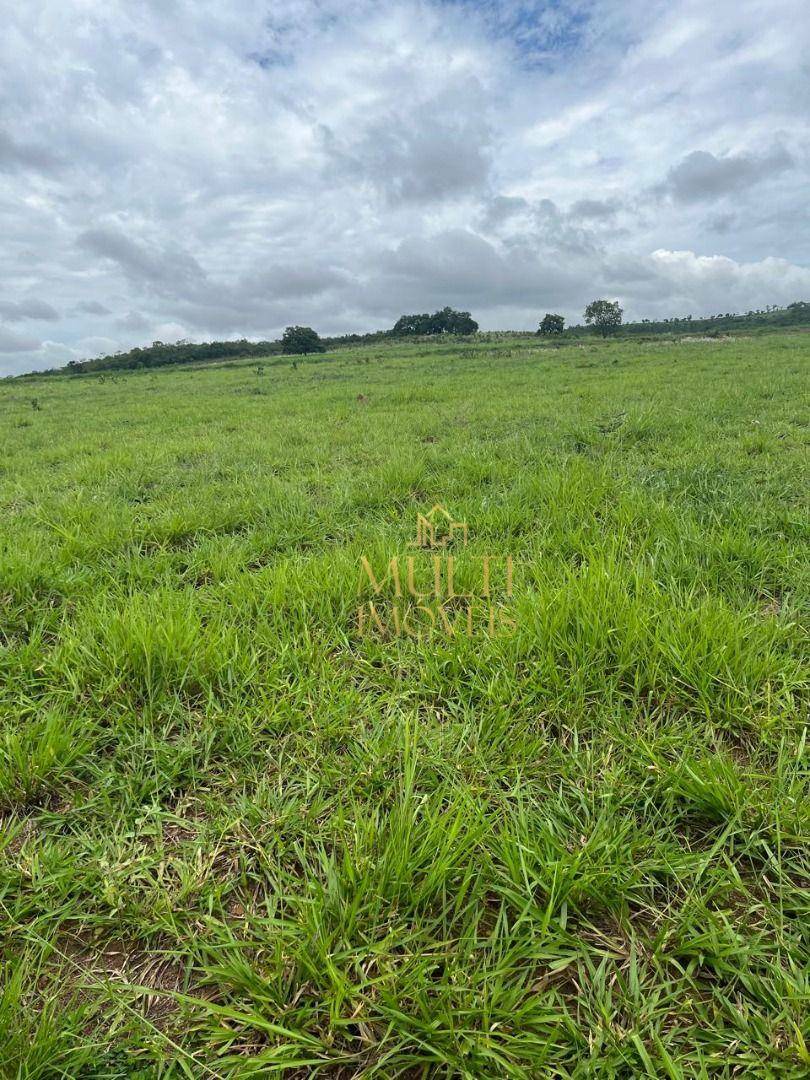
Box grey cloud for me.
[522,199,602,257]
[569,198,621,220]
[480,195,531,229]
[374,227,593,314]
[0,327,40,353]
[0,299,59,321]
[115,310,152,333]
[0,129,63,173]
[239,264,352,300]
[75,300,113,315]
[659,146,794,203]
[323,75,495,205]
[355,118,492,203]
[151,263,357,337]
[705,211,737,234]
[480,196,601,255]
[77,228,208,298]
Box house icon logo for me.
[355,502,516,639]
[411,504,468,549]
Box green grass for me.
[0,332,807,1077]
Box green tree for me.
[584,299,623,337]
[391,307,478,336]
[281,326,325,354]
[538,313,565,335]
[391,312,432,335]
[431,306,478,334]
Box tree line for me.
[56,299,810,374]
[61,307,481,371]
[535,299,810,338]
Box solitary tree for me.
[538,313,565,335]
[584,300,623,337]
[281,325,325,354]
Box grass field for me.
[0,332,808,1077]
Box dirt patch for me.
[61,931,188,1013]
[679,335,737,344]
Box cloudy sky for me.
[1,0,808,374]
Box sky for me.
[1,0,808,375]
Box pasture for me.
[0,332,807,1076]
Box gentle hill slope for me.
[0,332,807,1075]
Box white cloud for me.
[0,0,809,373]
[644,250,810,315]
